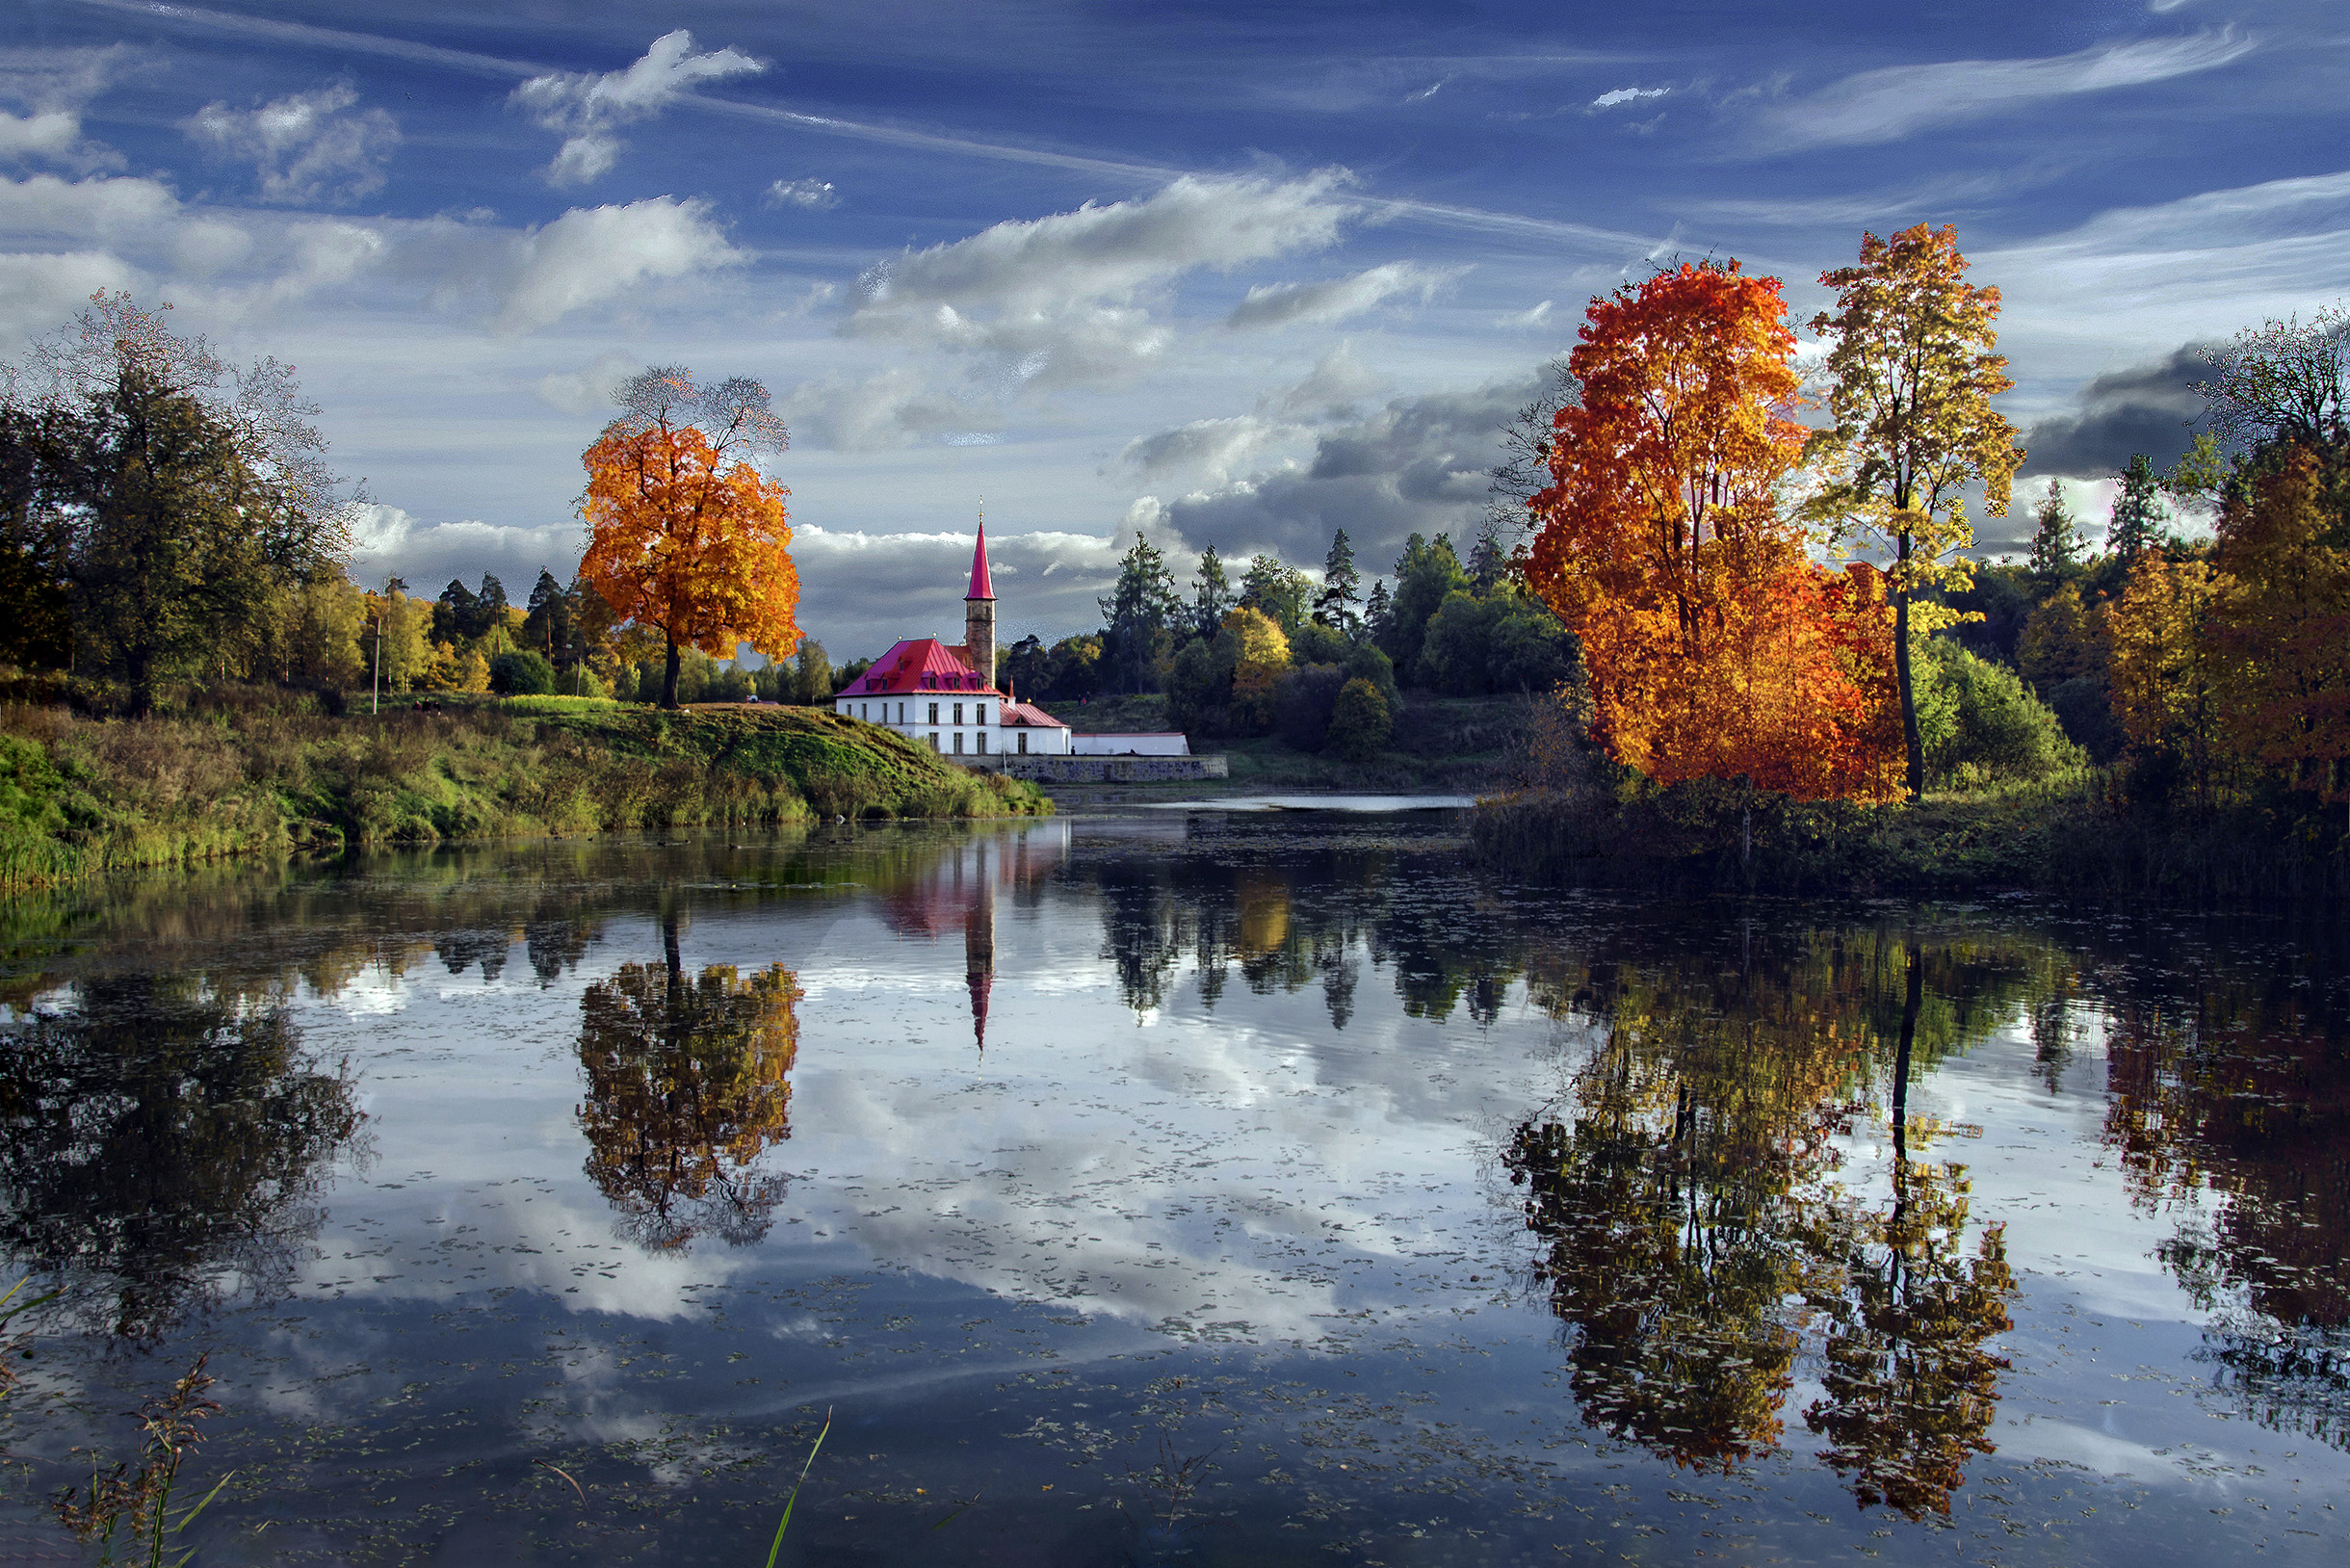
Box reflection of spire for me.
[965,856,995,1052]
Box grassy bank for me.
[0,693,1048,894]
[1471,771,2350,902]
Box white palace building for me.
[832,525,1190,760]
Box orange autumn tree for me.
[579,367,799,708]
[1527,260,1901,800]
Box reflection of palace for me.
[875,822,1071,1051]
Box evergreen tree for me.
[1364,578,1394,642]
[1467,517,1510,595]
[2025,480,2084,580]
[1191,544,1233,637]
[1239,553,1312,635]
[2108,455,2167,560]
[1312,528,1363,635]
[476,572,509,632]
[1379,532,1469,685]
[1098,532,1182,693]
[523,568,573,661]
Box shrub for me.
[1327,676,1392,762]
[1919,640,2081,786]
[489,650,556,695]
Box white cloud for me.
[766,178,838,210]
[0,248,139,342]
[1745,31,2257,151]
[1266,341,1385,419]
[535,349,642,417]
[0,171,178,243]
[1224,260,1457,329]
[187,81,400,205]
[511,30,763,188]
[1591,86,1667,109]
[1120,414,1300,483]
[775,366,1004,451]
[847,170,1358,388]
[1498,299,1553,328]
[348,504,586,591]
[1980,170,2350,357]
[0,44,133,172]
[496,196,744,333]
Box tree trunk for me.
[1892,941,1921,1165]
[1893,529,1922,801]
[662,634,682,709]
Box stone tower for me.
[964,515,996,689]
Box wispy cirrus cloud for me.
[510,30,762,186]
[1740,30,2257,152]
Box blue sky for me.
[4,0,2343,660]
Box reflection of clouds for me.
[789,928,1535,1345]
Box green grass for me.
[0,696,1049,894]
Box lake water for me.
[1,810,2345,1566]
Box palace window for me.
[953,702,963,724]
[976,732,987,753]
[927,702,939,724]
[953,733,965,753]
[1017,731,1028,754]
[975,703,987,724]
[927,733,939,750]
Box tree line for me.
[1501,224,2347,826]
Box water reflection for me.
[1504,933,2027,1513]
[2102,952,2350,1451]
[575,916,803,1251]
[0,977,364,1339]
[875,823,1065,1050]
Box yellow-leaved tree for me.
[579,367,799,708]
[1810,225,2024,800]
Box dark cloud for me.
[1152,373,1540,574]
[2020,344,2211,478]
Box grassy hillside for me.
[0,693,1047,894]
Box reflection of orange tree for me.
[1800,1161,2015,1518]
[1508,935,2027,1508]
[575,944,802,1251]
[1799,948,2018,1519]
[1506,974,1872,1471]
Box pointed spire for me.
[966,507,995,601]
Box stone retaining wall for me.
[970,754,1228,783]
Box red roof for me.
[839,638,999,697]
[999,701,1068,729]
[967,521,994,601]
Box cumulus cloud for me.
[187,81,400,205]
[775,367,1005,451]
[789,523,1131,656]
[1224,260,1457,330]
[0,171,177,244]
[1591,86,1667,109]
[1744,31,2256,152]
[0,248,139,341]
[511,30,762,187]
[2020,345,2212,478]
[1120,414,1300,484]
[847,170,1357,389]
[535,349,642,418]
[766,178,838,210]
[349,503,586,592]
[496,196,743,333]
[1135,371,1544,568]
[0,45,132,172]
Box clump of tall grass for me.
[52,1352,235,1568]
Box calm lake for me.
[2,809,2345,1566]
